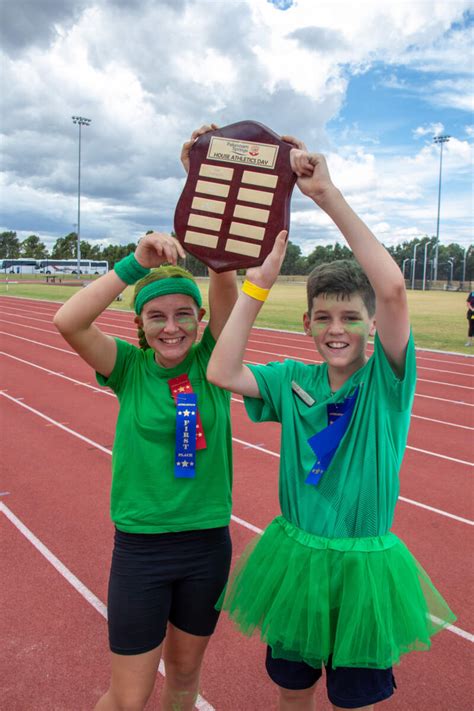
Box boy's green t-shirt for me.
[244,333,416,538]
[97,326,233,533]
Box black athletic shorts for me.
[107,526,232,655]
[266,647,396,709]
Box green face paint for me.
[175,315,197,331]
[144,314,197,335]
[310,322,327,336]
[344,320,368,335]
[310,319,369,337]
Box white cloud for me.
[413,123,445,138]
[0,0,472,253]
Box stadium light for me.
[72,116,91,277]
[402,258,410,279]
[422,241,429,291]
[447,257,455,285]
[433,135,450,281]
[411,243,419,290]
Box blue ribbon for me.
[305,387,359,486]
[174,393,197,478]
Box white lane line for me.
[0,332,78,355]
[2,391,473,529]
[1,327,472,406]
[231,395,473,431]
[409,414,473,431]
[244,347,474,390]
[0,391,112,455]
[0,352,112,393]
[414,392,474,407]
[429,614,474,644]
[406,446,472,466]
[0,501,107,617]
[2,351,472,467]
[397,496,474,526]
[0,502,215,710]
[1,294,473,357]
[0,310,136,336]
[245,338,474,376]
[1,319,472,390]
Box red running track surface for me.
[1,295,473,710]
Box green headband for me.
[134,277,203,315]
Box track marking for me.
[1,312,472,385]
[414,392,474,407]
[2,352,472,465]
[0,309,136,335]
[408,414,473,431]
[1,391,112,455]
[0,332,78,354]
[2,495,472,652]
[405,447,472,466]
[1,294,474,359]
[2,391,472,529]
[231,394,473,430]
[1,327,472,404]
[0,502,215,710]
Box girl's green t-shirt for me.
[244,333,416,538]
[97,326,233,533]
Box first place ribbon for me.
[174,393,197,478]
[168,374,207,449]
[305,387,359,486]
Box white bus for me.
[37,259,109,275]
[0,258,39,274]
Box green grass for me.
[0,279,470,354]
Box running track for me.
[1,295,473,711]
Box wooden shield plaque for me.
[174,120,297,272]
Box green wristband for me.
[114,253,150,285]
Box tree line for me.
[0,230,472,282]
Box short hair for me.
[306,259,376,316]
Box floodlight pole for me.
[448,258,454,285]
[402,258,409,280]
[72,116,91,277]
[433,135,450,282]
[422,242,429,291]
[411,243,419,290]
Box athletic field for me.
[0,278,470,353]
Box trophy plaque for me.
[174,120,297,272]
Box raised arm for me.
[53,232,185,377]
[207,231,288,397]
[292,147,410,373]
[180,122,238,339]
[207,268,238,340]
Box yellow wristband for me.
[242,279,270,302]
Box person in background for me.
[465,290,474,346]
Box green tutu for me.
[218,516,456,669]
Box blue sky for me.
[1,0,472,253]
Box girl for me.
[54,130,238,711]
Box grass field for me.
[0,278,471,354]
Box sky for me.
[1,0,473,255]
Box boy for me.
[207,146,455,710]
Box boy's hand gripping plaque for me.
[174,120,297,272]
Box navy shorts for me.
[266,647,396,709]
[108,526,232,655]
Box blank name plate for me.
[174,120,297,272]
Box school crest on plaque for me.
[174,120,297,272]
